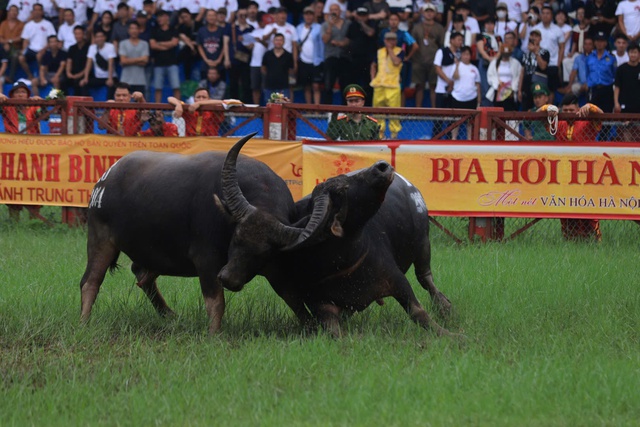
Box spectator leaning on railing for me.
[0,81,44,221]
[537,94,604,242]
[98,82,146,136]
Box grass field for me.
[1,208,639,426]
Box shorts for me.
[23,48,38,63]
[250,66,263,91]
[451,98,477,109]
[411,62,437,87]
[297,61,323,86]
[153,65,180,90]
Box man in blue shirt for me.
[564,35,593,101]
[586,31,617,112]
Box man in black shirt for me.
[346,7,377,105]
[66,26,90,96]
[261,33,294,102]
[614,43,640,141]
[150,9,181,102]
[176,8,201,82]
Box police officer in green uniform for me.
[523,82,555,141]
[326,84,380,140]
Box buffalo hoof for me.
[434,292,452,318]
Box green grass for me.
[1,207,639,426]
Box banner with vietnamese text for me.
[303,141,640,219]
[0,134,303,207]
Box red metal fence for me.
[2,98,640,242]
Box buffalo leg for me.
[308,303,343,338]
[131,263,174,317]
[79,243,119,322]
[198,273,225,334]
[392,273,450,336]
[414,240,452,318]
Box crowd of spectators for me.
[0,0,639,116]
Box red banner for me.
[0,134,303,207]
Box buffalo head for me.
[215,134,335,291]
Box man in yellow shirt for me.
[370,31,404,139]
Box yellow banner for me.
[0,134,303,207]
[303,141,640,219]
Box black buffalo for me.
[223,138,453,337]
[79,133,328,333]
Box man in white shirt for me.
[6,0,33,23]
[207,0,238,22]
[296,6,323,104]
[616,0,640,42]
[612,33,629,66]
[18,3,56,81]
[501,0,528,23]
[57,8,79,51]
[248,12,270,104]
[533,4,565,92]
[80,28,117,97]
[57,0,94,26]
[263,7,298,54]
[255,0,281,13]
[434,30,462,108]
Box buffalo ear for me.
[214,194,232,217]
[329,201,348,237]
[330,215,344,237]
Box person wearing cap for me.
[370,31,404,138]
[586,30,616,112]
[532,5,566,94]
[410,3,444,108]
[0,81,44,220]
[486,44,522,110]
[616,0,640,43]
[296,6,323,104]
[523,82,554,140]
[537,93,604,241]
[494,2,517,41]
[518,28,550,110]
[326,84,380,140]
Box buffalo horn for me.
[221,132,259,221]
